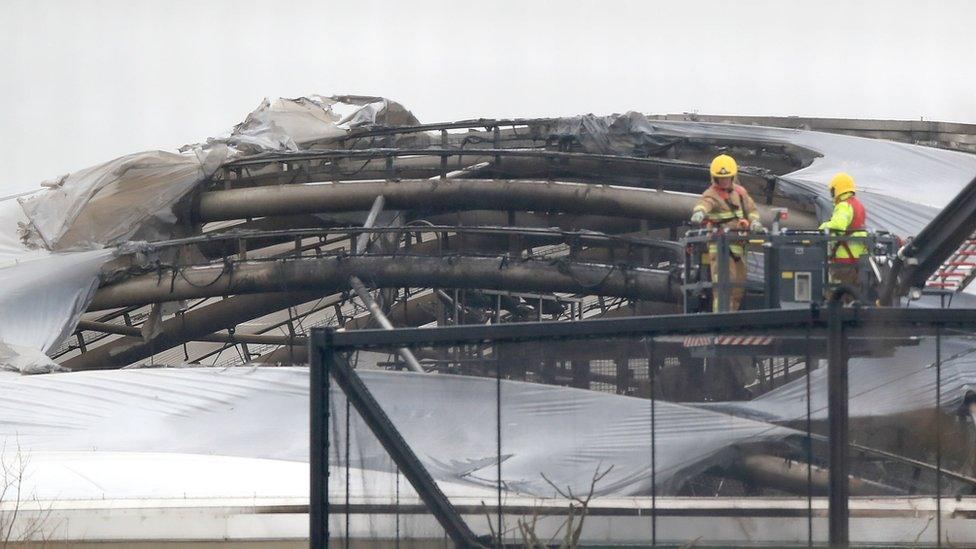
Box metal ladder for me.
[925,234,976,292]
[880,174,976,302]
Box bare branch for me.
[480,500,497,545]
[560,505,575,549]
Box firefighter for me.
[820,172,867,295]
[690,154,764,311]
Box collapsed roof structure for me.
[3,95,976,545]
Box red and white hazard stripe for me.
[683,336,713,348]
[715,335,773,346]
[683,335,773,347]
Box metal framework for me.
[311,306,976,548]
[62,112,834,370]
[33,111,976,546]
[883,174,976,297]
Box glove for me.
[750,219,765,232]
[736,219,750,230]
[691,211,705,225]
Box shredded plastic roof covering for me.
[7,450,492,503]
[0,95,974,374]
[8,355,974,500]
[0,95,416,371]
[0,198,113,372]
[0,367,796,498]
[17,149,226,251]
[703,335,976,422]
[185,94,420,154]
[549,113,976,236]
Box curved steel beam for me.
[195,179,817,228]
[75,319,307,346]
[225,147,714,172]
[63,291,326,372]
[223,148,789,190]
[89,255,679,311]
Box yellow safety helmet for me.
[709,154,738,179]
[828,172,856,199]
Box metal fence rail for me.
[310,305,976,548]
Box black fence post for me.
[827,298,849,546]
[316,332,484,547]
[310,328,333,549]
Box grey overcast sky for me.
[1,0,974,193]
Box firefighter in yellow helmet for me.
[820,172,868,294]
[690,154,764,311]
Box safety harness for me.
[710,184,750,224]
[830,195,867,263]
[707,184,751,261]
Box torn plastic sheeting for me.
[0,193,40,258]
[15,95,352,252]
[338,372,797,497]
[0,247,113,372]
[0,367,795,497]
[332,94,421,130]
[192,95,421,154]
[700,336,976,423]
[7,450,489,502]
[17,147,228,251]
[12,94,403,251]
[0,196,114,373]
[0,248,113,350]
[7,451,313,501]
[209,96,345,152]
[552,113,683,156]
[544,113,976,237]
[0,343,65,375]
[648,119,976,237]
[0,95,414,364]
[7,450,493,503]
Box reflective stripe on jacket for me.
[693,184,760,225]
[694,183,760,257]
[819,193,867,263]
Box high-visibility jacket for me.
[819,193,867,263]
[693,183,760,257]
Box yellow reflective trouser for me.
[707,244,747,312]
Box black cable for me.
[459,135,487,149]
[344,395,350,549]
[548,257,619,290]
[168,247,184,295]
[337,158,373,178]
[805,321,813,548]
[649,338,657,546]
[175,259,232,288]
[395,466,400,548]
[936,324,943,548]
[495,347,503,547]
[232,334,247,364]
[209,343,227,366]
